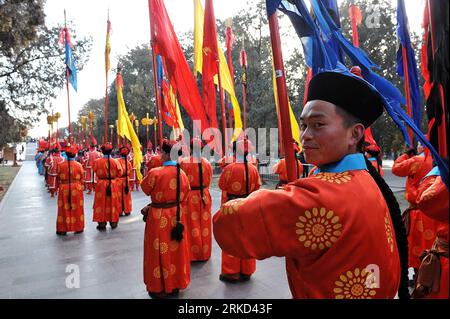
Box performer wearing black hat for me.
[141,140,191,298]
[213,71,410,299]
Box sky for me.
[29,0,426,138]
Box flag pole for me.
[148,3,163,148]
[104,12,111,144]
[239,35,248,131]
[216,60,228,157]
[401,46,414,145]
[225,21,235,130]
[64,9,73,145]
[348,3,381,146]
[268,11,296,182]
[427,0,448,157]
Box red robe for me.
[143,152,154,177]
[127,152,140,191]
[218,161,261,276]
[392,153,438,268]
[44,154,52,188]
[213,167,401,299]
[48,153,65,196]
[273,158,303,184]
[416,174,449,299]
[92,156,123,223]
[85,149,102,192]
[146,154,163,173]
[141,164,191,294]
[180,157,213,261]
[56,160,85,232]
[117,157,133,214]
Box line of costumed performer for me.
[213,71,410,299]
[392,143,440,274]
[217,138,262,283]
[180,137,213,262]
[140,139,191,298]
[56,144,85,235]
[48,143,65,197]
[85,137,102,194]
[413,161,449,299]
[92,142,123,230]
[117,145,133,216]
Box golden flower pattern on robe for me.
[296,207,342,250]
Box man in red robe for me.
[392,145,440,273]
[273,142,303,188]
[141,140,191,298]
[92,143,123,230]
[213,71,409,299]
[56,145,85,235]
[117,146,133,216]
[48,146,65,197]
[217,139,261,283]
[180,138,213,262]
[85,141,102,194]
[413,164,449,299]
[143,142,154,177]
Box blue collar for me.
[418,152,425,157]
[67,158,75,161]
[163,160,177,167]
[102,155,110,158]
[368,157,377,161]
[314,153,367,174]
[425,166,440,178]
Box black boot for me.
[96,222,107,231]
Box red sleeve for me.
[416,176,449,223]
[392,154,419,177]
[213,181,325,260]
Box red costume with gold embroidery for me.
[141,164,191,294]
[56,159,85,233]
[48,152,65,197]
[127,152,140,191]
[85,148,102,194]
[218,160,261,279]
[273,158,303,186]
[92,156,123,224]
[146,154,163,173]
[392,153,439,268]
[117,157,133,215]
[214,157,401,298]
[414,173,449,299]
[180,157,213,261]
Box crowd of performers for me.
[33,74,448,300]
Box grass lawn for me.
[0,165,21,203]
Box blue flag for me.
[266,0,448,186]
[396,0,421,129]
[65,31,77,92]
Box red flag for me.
[148,0,210,132]
[201,0,220,129]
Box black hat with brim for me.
[306,71,385,128]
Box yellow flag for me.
[105,20,111,74]
[271,60,302,149]
[116,74,143,181]
[193,0,242,141]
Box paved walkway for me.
[0,143,291,299]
